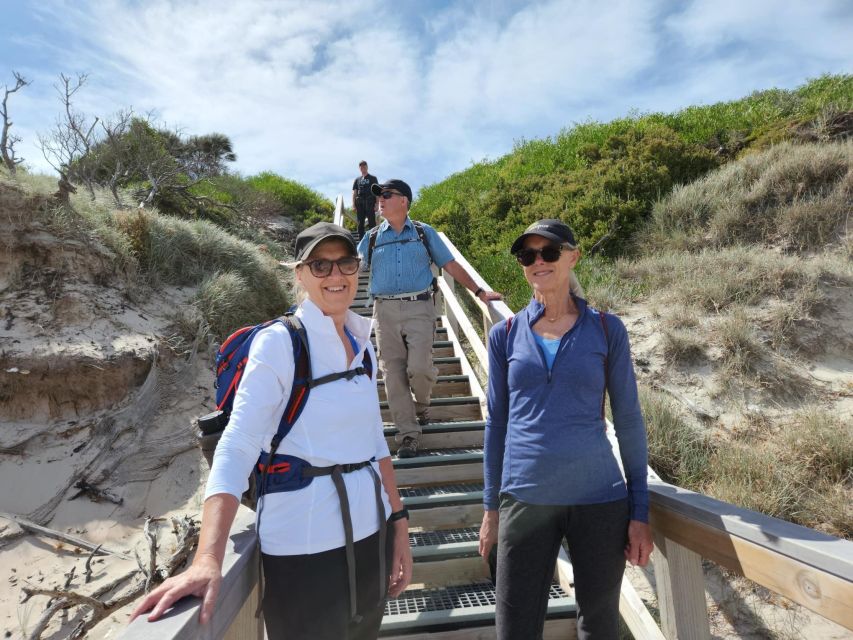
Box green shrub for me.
[247,171,333,226]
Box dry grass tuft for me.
[644,140,852,252]
[661,329,707,365]
[641,388,714,486]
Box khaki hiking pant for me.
[373,298,437,442]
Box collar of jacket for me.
[296,298,374,358]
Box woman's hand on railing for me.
[478,510,499,559]
[387,519,413,597]
[129,554,223,624]
[624,520,654,567]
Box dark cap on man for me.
[510,219,577,254]
[371,179,413,203]
[294,222,357,262]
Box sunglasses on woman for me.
[514,244,568,267]
[302,256,360,277]
[380,191,404,200]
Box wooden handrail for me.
[120,507,261,640]
[649,480,853,631]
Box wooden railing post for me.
[652,531,710,640]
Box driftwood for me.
[69,480,124,506]
[0,512,132,561]
[654,383,720,421]
[83,546,100,584]
[20,515,199,639]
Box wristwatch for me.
[389,508,409,523]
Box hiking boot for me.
[416,408,430,426]
[397,436,419,459]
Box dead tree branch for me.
[19,516,199,639]
[0,512,132,560]
[69,479,124,506]
[1,71,30,174]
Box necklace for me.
[545,310,569,323]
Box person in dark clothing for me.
[352,161,379,238]
[479,219,653,640]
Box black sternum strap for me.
[308,366,366,389]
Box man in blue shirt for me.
[358,179,502,457]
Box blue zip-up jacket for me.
[484,296,649,522]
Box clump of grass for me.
[646,141,852,252]
[618,246,819,312]
[715,310,762,376]
[705,444,805,522]
[662,304,701,330]
[661,329,707,365]
[765,284,823,350]
[640,388,714,486]
[780,408,853,483]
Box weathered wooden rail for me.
[120,195,853,639]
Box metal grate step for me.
[400,483,483,499]
[381,582,576,635]
[410,527,480,548]
[384,420,485,436]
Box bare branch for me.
[19,516,198,639]
[1,70,31,174]
[0,512,132,560]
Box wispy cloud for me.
[4,0,852,199]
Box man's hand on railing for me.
[476,289,503,303]
[129,554,222,624]
[624,520,654,567]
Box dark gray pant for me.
[355,201,376,238]
[262,529,392,640]
[495,495,629,640]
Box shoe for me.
[416,409,430,426]
[397,436,419,459]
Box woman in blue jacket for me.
[478,219,653,640]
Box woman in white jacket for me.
[131,222,413,639]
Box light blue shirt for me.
[357,218,453,296]
[533,333,560,370]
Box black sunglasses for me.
[303,256,360,277]
[514,245,566,266]
[380,191,404,200]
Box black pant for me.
[262,529,392,640]
[495,495,629,640]
[355,200,376,238]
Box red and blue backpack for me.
[196,314,373,509]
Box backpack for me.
[196,314,373,509]
[505,307,610,419]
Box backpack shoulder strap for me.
[272,315,311,450]
[597,309,610,421]
[412,220,434,265]
[366,226,380,269]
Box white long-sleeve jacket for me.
[204,299,392,555]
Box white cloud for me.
[6,0,852,199]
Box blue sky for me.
[2,0,851,200]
